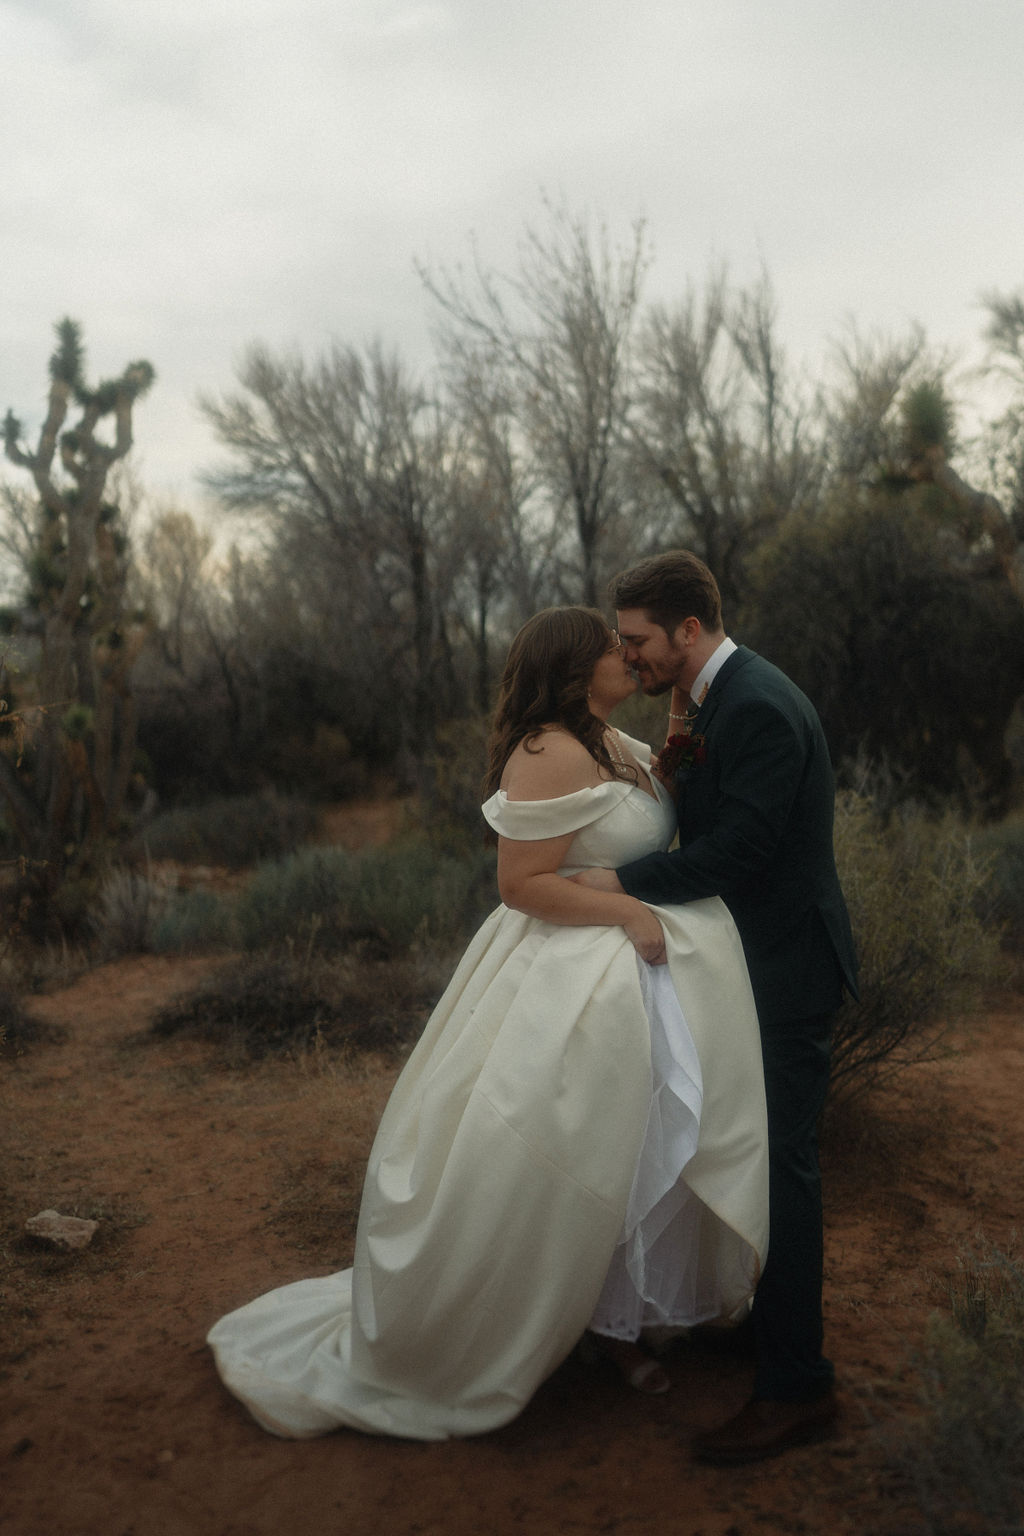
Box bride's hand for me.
[624,903,667,965]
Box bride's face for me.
[587,632,639,716]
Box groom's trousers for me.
[751,1010,835,1403]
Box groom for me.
[578,549,858,1464]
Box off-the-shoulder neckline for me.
[485,778,653,811]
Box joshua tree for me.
[1,318,154,920]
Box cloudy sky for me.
[2,0,1022,509]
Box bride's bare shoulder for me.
[501,728,601,801]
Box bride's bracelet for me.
[668,710,689,722]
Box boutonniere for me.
[655,730,707,779]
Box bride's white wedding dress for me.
[207,735,769,1441]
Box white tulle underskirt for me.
[589,959,756,1340]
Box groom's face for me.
[616,609,692,696]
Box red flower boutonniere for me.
[655,731,707,780]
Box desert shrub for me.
[743,500,1024,816]
[91,866,176,957]
[830,793,1001,1101]
[972,812,1024,957]
[235,840,497,957]
[0,936,89,998]
[150,950,450,1061]
[134,792,319,869]
[262,722,373,801]
[151,888,235,954]
[889,1240,1024,1534]
[418,716,492,847]
[0,985,63,1055]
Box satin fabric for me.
[207,741,768,1440]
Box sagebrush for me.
[134,792,319,869]
[830,792,1001,1100]
[235,839,497,956]
[888,1240,1024,1535]
[150,949,451,1062]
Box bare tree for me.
[982,288,1024,383]
[823,323,939,487]
[421,201,648,605]
[1,319,154,902]
[979,286,1024,548]
[200,339,459,766]
[438,344,561,709]
[135,508,217,676]
[132,508,251,787]
[899,381,1020,590]
[628,270,823,607]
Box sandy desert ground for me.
[2,842,1022,1535]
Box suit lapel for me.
[690,645,753,734]
[674,648,757,803]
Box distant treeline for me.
[1,206,1023,932]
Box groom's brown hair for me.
[609,550,723,634]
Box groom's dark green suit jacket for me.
[618,646,858,1028]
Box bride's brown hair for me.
[483,606,635,799]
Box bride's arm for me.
[497,834,663,963]
[496,731,667,964]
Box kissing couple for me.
[208,549,857,1466]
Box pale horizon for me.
[3,0,1022,512]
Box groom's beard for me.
[629,664,678,696]
[627,641,689,697]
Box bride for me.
[207,607,769,1440]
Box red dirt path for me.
[2,944,1022,1533]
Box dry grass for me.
[149,948,452,1064]
[883,1239,1024,1535]
[831,792,1003,1100]
[266,1155,364,1263]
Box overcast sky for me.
[2,0,1022,510]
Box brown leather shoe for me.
[692,1390,839,1465]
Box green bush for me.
[134,792,319,869]
[262,722,372,801]
[889,1241,1024,1534]
[150,949,450,1062]
[92,867,238,958]
[418,715,492,847]
[972,812,1024,956]
[151,888,235,954]
[830,793,1002,1101]
[742,500,1024,816]
[235,840,497,957]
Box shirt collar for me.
[690,636,736,708]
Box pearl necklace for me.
[606,729,627,769]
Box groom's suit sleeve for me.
[618,696,807,905]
